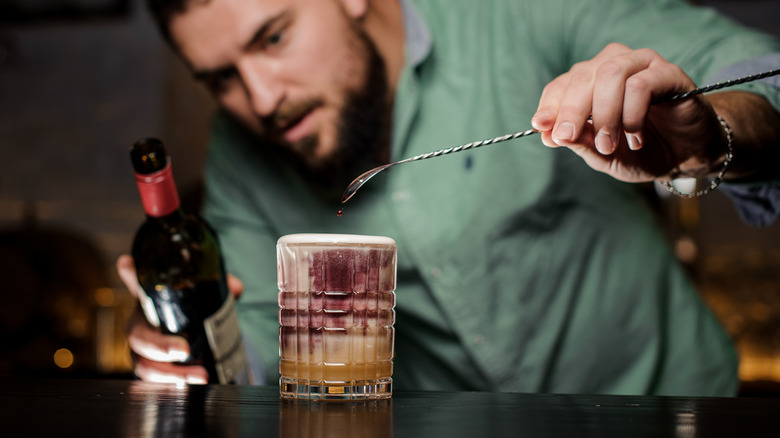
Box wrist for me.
[673,112,732,179]
[662,113,733,198]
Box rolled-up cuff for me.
[720,182,780,227]
[708,52,780,89]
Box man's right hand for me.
[116,254,244,384]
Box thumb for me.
[116,254,141,299]
[227,274,244,300]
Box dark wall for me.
[0,0,215,271]
[0,0,215,376]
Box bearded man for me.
[119,0,780,395]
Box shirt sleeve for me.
[719,183,780,228]
[709,53,780,227]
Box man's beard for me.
[269,29,391,195]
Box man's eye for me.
[265,31,283,48]
[206,69,238,93]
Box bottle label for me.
[204,294,247,384]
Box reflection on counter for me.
[279,400,393,438]
[123,382,241,438]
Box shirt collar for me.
[399,0,432,68]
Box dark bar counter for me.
[1,376,779,437]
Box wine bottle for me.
[130,137,247,384]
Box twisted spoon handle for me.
[659,69,779,101]
[400,128,540,164]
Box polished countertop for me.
[2,376,779,437]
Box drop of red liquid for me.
[337,209,343,217]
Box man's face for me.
[170,0,390,182]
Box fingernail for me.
[168,338,191,362]
[187,375,208,385]
[553,122,575,142]
[627,133,642,150]
[169,350,190,362]
[531,110,553,129]
[595,130,615,154]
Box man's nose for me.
[237,58,284,118]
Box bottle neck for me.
[135,162,181,217]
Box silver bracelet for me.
[661,113,734,198]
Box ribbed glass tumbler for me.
[277,234,397,400]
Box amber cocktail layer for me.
[277,235,397,400]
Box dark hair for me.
[146,0,208,44]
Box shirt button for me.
[473,335,484,344]
[431,267,441,278]
[392,190,409,202]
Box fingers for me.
[126,307,190,363]
[615,56,693,153]
[531,76,566,136]
[590,48,657,153]
[532,66,592,144]
[532,42,629,143]
[120,255,189,363]
[126,307,208,384]
[533,43,694,155]
[116,255,141,299]
[227,273,244,299]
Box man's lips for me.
[280,109,316,144]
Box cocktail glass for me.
[277,234,397,400]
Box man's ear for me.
[340,0,368,19]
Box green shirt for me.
[202,0,780,395]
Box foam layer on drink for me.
[278,233,396,245]
[277,234,396,295]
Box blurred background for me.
[0,0,779,394]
